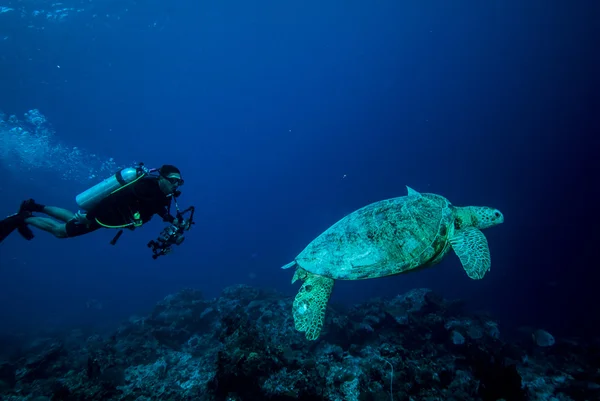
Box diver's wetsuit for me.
[66,176,176,237]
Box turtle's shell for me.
[295,193,454,280]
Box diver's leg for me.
[20,199,75,223]
[40,206,76,223]
[24,217,68,238]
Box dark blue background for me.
[1,1,598,339]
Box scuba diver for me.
[0,163,195,259]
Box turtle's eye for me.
[494,212,500,218]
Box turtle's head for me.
[454,206,504,230]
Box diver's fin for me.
[17,224,34,240]
[0,214,24,243]
[0,213,34,243]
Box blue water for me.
[0,0,598,341]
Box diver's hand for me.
[74,211,92,226]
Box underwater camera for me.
[147,206,195,259]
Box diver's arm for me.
[160,208,176,223]
[134,178,175,223]
[158,197,176,223]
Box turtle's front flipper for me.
[450,227,491,279]
[291,268,334,340]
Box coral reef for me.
[0,285,598,401]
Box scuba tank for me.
[75,164,148,211]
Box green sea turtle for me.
[281,186,504,340]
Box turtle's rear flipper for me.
[291,269,335,340]
[450,227,491,280]
[0,213,34,243]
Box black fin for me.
[17,224,34,240]
[0,214,23,243]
